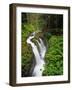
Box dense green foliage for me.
[43,35,63,76]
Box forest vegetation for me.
[21,13,63,77]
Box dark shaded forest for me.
[21,13,63,77]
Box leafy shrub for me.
[43,35,63,76]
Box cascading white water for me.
[27,32,46,76]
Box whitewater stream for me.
[27,32,46,76]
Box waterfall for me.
[27,32,46,76]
